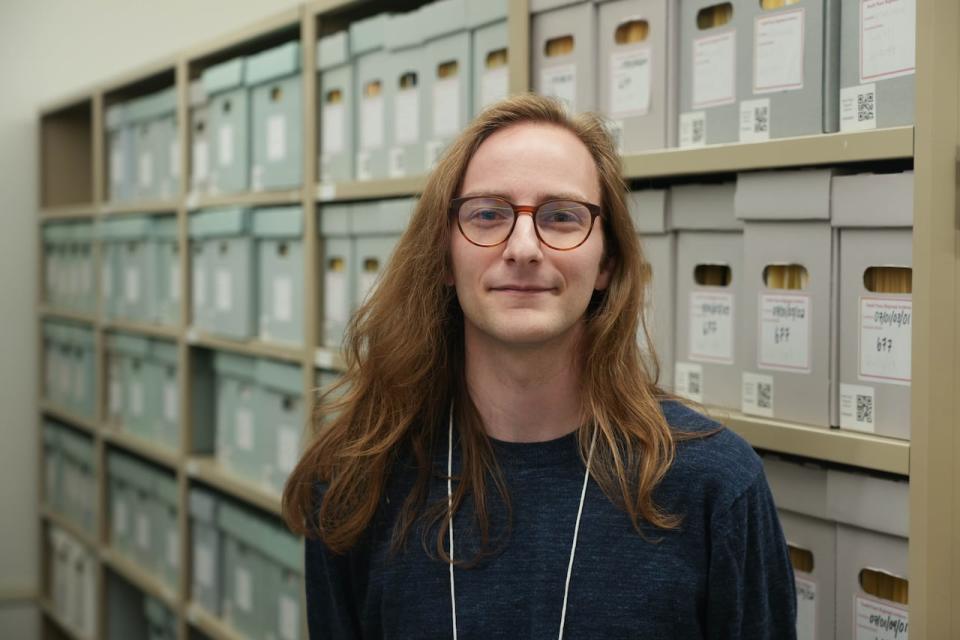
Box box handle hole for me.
[697,3,734,29]
[438,60,459,79]
[615,19,649,44]
[328,257,345,272]
[364,258,380,273]
[787,544,814,573]
[486,48,508,69]
[277,242,289,257]
[545,35,575,58]
[271,86,283,102]
[760,0,800,9]
[859,568,909,605]
[763,264,808,290]
[863,266,912,294]
[326,89,343,105]
[694,264,732,287]
[364,80,382,98]
[399,72,418,90]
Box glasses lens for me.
[458,197,515,246]
[535,201,593,249]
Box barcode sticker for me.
[674,362,704,403]
[742,371,775,417]
[279,594,299,640]
[739,98,771,143]
[839,383,876,432]
[840,84,877,132]
[388,147,406,179]
[679,111,707,148]
[235,408,254,451]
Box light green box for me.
[73,222,97,314]
[320,205,354,348]
[106,103,136,202]
[127,95,160,201]
[42,224,66,309]
[152,216,180,326]
[107,453,136,556]
[218,503,271,637]
[111,333,153,440]
[263,524,304,640]
[43,422,63,512]
[253,206,304,345]
[60,427,96,535]
[189,80,211,195]
[189,488,221,615]
[350,14,389,181]
[68,325,97,419]
[255,359,304,493]
[42,322,63,405]
[247,42,303,191]
[204,58,251,194]
[128,461,158,572]
[213,352,259,481]
[318,31,354,183]
[351,198,414,306]
[153,471,180,591]
[128,88,179,201]
[421,0,471,168]
[147,339,180,452]
[102,216,154,322]
[385,13,427,179]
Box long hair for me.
[283,94,686,565]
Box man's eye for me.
[470,209,509,222]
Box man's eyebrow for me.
[459,191,592,203]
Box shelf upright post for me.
[303,6,320,439]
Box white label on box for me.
[267,114,287,162]
[252,164,264,192]
[322,103,345,155]
[195,544,214,588]
[136,512,151,550]
[360,96,385,150]
[111,147,124,182]
[325,271,348,323]
[839,383,876,432]
[674,362,704,403]
[859,297,912,385]
[355,151,372,181]
[218,124,234,167]
[742,371,775,417]
[167,529,179,569]
[139,152,153,188]
[394,89,420,145]
[109,379,122,414]
[273,276,293,323]
[169,263,180,302]
[113,501,128,536]
[170,139,180,177]
[124,266,140,303]
[692,31,736,108]
[318,183,336,201]
[130,381,144,417]
[433,77,461,138]
[540,64,577,112]
[481,67,509,109]
[753,8,805,93]
[854,594,909,639]
[758,293,812,373]
[388,147,406,179]
[688,291,735,364]
[235,566,253,612]
[279,594,299,640]
[163,380,178,423]
[860,0,916,83]
[679,111,707,148]
[215,268,232,312]
[278,426,299,473]
[739,98,771,142]
[609,47,652,117]
[193,140,209,181]
[358,270,379,303]
[193,266,206,306]
[795,575,816,640]
[840,83,878,131]
[235,408,254,451]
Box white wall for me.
[0,1,301,634]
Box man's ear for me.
[594,256,614,291]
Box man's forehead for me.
[459,189,594,204]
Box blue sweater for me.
[305,401,797,639]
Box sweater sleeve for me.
[305,534,364,640]
[706,471,797,640]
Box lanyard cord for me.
[446,405,598,640]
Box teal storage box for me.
[421,0,472,169]
[263,524,304,640]
[107,454,136,557]
[152,216,181,326]
[112,333,153,441]
[189,80,211,195]
[60,427,97,534]
[42,322,62,405]
[105,334,126,426]
[189,208,256,339]
[68,325,97,419]
[352,198,415,305]
[385,12,427,178]
[213,352,260,482]
[103,216,154,322]
[317,31,354,183]
[144,595,176,640]
[320,204,354,348]
[253,206,304,345]
[204,57,251,194]
[128,89,179,201]
[97,219,121,319]
[219,503,272,637]
[153,470,180,591]
[531,0,597,114]
[469,0,509,115]
[72,222,97,314]
[43,422,63,512]
[255,359,304,493]
[350,14,390,180]
[189,488,222,614]
[128,94,156,200]
[48,222,95,313]
[42,224,66,308]
[106,103,135,202]
[146,339,180,452]
[247,42,303,191]
[129,462,158,571]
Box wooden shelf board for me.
[316,175,427,202]
[100,201,179,216]
[102,319,180,340]
[39,402,99,435]
[186,329,305,364]
[101,547,179,610]
[187,188,304,210]
[37,307,98,325]
[40,598,91,640]
[622,126,915,180]
[101,429,181,470]
[39,204,98,220]
[186,457,281,516]
[40,506,99,550]
[186,603,245,640]
[710,408,910,476]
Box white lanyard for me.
[446,404,597,639]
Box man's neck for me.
[463,325,584,443]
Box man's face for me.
[449,123,612,349]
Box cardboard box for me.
[127,89,179,201]
[352,198,415,306]
[145,339,179,452]
[320,204,354,348]
[189,79,211,195]
[247,42,304,191]
[596,0,678,152]
[253,206,304,345]
[152,470,180,590]
[106,103,135,202]
[385,12,428,178]
[350,14,390,181]
[218,502,272,637]
[190,488,222,615]
[736,0,841,141]
[780,510,837,640]
[110,333,153,441]
[422,0,472,169]
[255,359,304,494]
[531,1,597,114]
[262,524,304,640]
[152,216,180,326]
[213,352,261,484]
[102,216,154,322]
[832,171,913,439]
[735,169,837,427]
[839,0,915,132]
[469,0,509,115]
[203,57,251,194]
[317,31,354,183]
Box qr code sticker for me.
[856,393,874,425]
[857,90,875,123]
[757,382,773,410]
[753,105,769,133]
[688,371,702,396]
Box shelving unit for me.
[33,0,960,638]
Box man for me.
[284,94,797,639]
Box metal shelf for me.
[39,402,99,435]
[40,598,90,640]
[99,200,179,216]
[187,188,304,210]
[38,204,98,221]
[186,328,305,364]
[316,175,427,203]
[621,126,915,180]
[38,306,98,325]
[711,408,910,476]
[101,547,179,610]
[186,457,281,516]
[101,429,180,470]
[102,319,180,340]
[40,505,99,550]
[187,603,245,640]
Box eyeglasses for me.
[450,196,603,251]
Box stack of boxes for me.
[106,88,179,203]
[43,421,97,534]
[203,57,251,195]
[47,526,97,639]
[531,0,597,114]
[248,42,303,192]
[42,221,96,314]
[42,321,96,418]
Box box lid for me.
[827,469,909,538]
[143,596,167,624]
[152,216,178,241]
[352,198,416,235]
[189,487,218,521]
[105,103,126,131]
[466,0,508,28]
[188,207,251,238]
[263,524,302,572]
[150,339,178,366]
[831,171,914,228]
[202,57,246,95]
[252,206,303,238]
[72,222,95,243]
[317,31,350,71]
[103,216,153,240]
[385,11,424,51]
[245,41,302,86]
[349,13,389,56]
[319,204,352,236]
[530,0,585,14]
[735,169,833,221]
[212,351,256,379]
[255,358,303,394]
[628,189,670,234]
[43,224,68,243]
[154,472,178,506]
[421,0,468,41]
[761,453,829,520]
[669,182,741,230]
[108,333,151,357]
[189,79,207,108]
[127,87,177,123]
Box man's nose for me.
[502,213,543,263]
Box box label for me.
[758,293,812,373]
[235,566,253,612]
[394,89,420,145]
[840,83,878,131]
[674,362,704,403]
[113,501,128,536]
[388,147,406,178]
[167,529,179,569]
[481,67,509,110]
[125,266,140,304]
[688,291,735,364]
[130,381,144,417]
[235,408,254,451]
[540,64,577,112]
[433,77,461,138]
[322,103,345,155]
[324,270,348,324]
[742,371,775,417]
[136,512,151,551]
[193,140,209,182]
[795,574,816,640]
[753,8,805,93]
[193,266,206,306]
[605,120,625,154]
[859,297,911,385]
[839,383,876,432]
[111,146,125,182]
[360,96,385,150]
[138,152,153,188]
[854,594,909,640]
[355,151,372,181]
[163,380,178,423]
[278,425,299,473]
[215,268,233,312]
[679,111,707,147]
[692,30,736,108]
[279,594,299,640]
[218,124,234,167]
[273,275,293,323]
[739,98,771,142]
[609,47,652,117]
[195,544,214,588]
[169,263,180,302]
[267,114,287,162]
[860,0,916,83]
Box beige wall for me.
[0,1,301,635]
